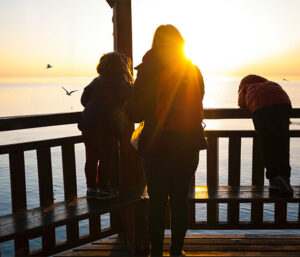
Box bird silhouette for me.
[62,86,78,96]
[282,78,289,82]
[46,64,53,69]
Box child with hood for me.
[78,52,133,199]
[238,74,293,196]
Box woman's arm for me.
[196,67,205,100]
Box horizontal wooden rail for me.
[0,112,81,131]
[0,129,299,156]
[204,108,300,119]
[2,130,300,154]
[1,108,300,132]
[0,135,82,154]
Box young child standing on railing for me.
[238,74,293,196]
[78,52,133,199]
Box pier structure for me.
[1,0,300,256]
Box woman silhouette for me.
[127,25,206,256]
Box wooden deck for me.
[56,234,300,256]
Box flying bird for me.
[282,78,289,82]
[46,64,53,69]
[62,86,78,96]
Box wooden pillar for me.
[107,0,145,194]
[106,1,148,255]
[112,0,132,60]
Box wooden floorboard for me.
[55,234,300,257]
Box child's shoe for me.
[86,188,98,198]
[271,176,294,196]
[170,250,186,256]
[96,189,114,200]
[269,179,281,191]
[107,188,119,197]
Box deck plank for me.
[55,234,300,257]
[0,189,146,242]
[190,186,300,203]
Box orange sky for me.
[0,0,299,80]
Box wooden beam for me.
[111,1,148,254]
[1,108,300,132]
[106,0,115,8]
[112,0,132,59]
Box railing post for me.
[111,0,146,194]
[37,146,56,251]
[228,136,241,225]
[252,136,264,186]
[275,201,287,225]
[9,151,29,256]
[251,136,264,224]
[61,143,79,242]
[207,134,219,225]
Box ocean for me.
[0,76,300,256]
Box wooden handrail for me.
[1,108,300,132]
[0,112,81,131]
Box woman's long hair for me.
[96,52,134,84]
[152,24,185,51]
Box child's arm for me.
[238,86,247,108]
[81,79,96,107]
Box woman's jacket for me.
[126,47,205,156]
[238,80,291,114]
[78,76,132,135]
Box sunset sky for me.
[0,0,299,80]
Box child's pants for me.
[82,128,118,189]
[252,103,291,180]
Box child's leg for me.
[273,105,291,179]
[82,128,101,189]
[253,105,291,180]
[97,132,118,189]
[253,108,280,180]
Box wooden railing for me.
[0,109,300,256]
[0,111,148,256]
[186,130,300,230]
[0,117,115,256]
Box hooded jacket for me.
[238,80,291,114]
[78,76,132,135]
[126,47,205,156]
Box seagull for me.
[62,86,78,96]
[46,64,53,69]
[282,78,289,82]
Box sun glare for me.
[168,0,300,77]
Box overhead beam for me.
[106,0,115,8]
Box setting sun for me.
[133,0,300,77]
[0,0,299,79]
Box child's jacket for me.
[238,80,291,114]
[78,76,132,135]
